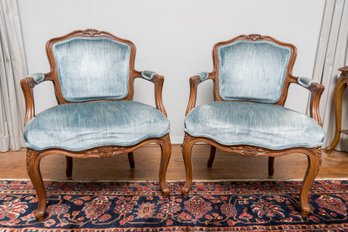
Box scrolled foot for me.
[182,186,190,197]
[300,205,311,217]
[160,183,170,197]
[34,210,46,221]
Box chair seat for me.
[24,101,170,151]
[185,102,324,150]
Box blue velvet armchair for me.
[20,29,171,221]
[182,34,325,216]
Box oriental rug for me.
[0,180,347,231]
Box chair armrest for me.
[20,73,48,125]
[137,70,167,116]
[295,76,325,126]
[297,76,312,88]
[141,71,157,81]
[185,72,213,115]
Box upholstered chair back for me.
[216,39,292,103]
[52,36,132,102]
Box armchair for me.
[182,34,325,216]
[21,29,171,221]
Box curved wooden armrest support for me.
[291,76,325,126]
[135,70,167,116]
[185,72,214,116]
[307,82,325,126]
[20,73,51,125]
[20,77,36,125]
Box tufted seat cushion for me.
[185,102,324,150]
[24,101,170,151]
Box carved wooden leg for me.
[300,149,321,217]
[268,157,275,177]
[182,134,195,196]
[207,146,216,168]
[26,149,47,221]
[128,152,135,169]
[159,135,171,196]
[66,156,73,179]
[326,78,347,153]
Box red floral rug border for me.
[1,180,347,231]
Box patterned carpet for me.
[0,180,347,231]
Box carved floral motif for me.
[85,146,128,157]
[82,29,101,37]
[228,146,269,156]
[246,34,264,41]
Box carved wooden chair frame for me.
[182,34,324,216]
[20,29,171,221]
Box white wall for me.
[18,0,325,143]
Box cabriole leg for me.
[300,149,321,216]
[26,149,47,221]
[182,134,195,196]
[159,135,171,196]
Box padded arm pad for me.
[297,76,313,88]
[141,71,158,80]
[30,73,45,84]
[196,72,209,82]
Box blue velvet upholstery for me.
[141,71,157,80]
[30,73,45,84]
[53,37,131,102]
[196,72,209,82]
[297,76,313,88]
[185,102,324,150]
[217,41,291,103]
[24,101,170,151]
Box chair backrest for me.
[46,29,136,103]
[213,34,296,104]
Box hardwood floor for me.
[1,145,348,181]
